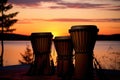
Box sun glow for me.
[8,0,120,35]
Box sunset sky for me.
[8,0,120,36]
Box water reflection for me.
[0,41,120,70]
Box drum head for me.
[31,32,53,37]
[69,25,99,32]
[54,36,71,40]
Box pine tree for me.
[0,0,18,66]
[19,45,34,64]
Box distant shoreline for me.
[0,33,120,41]
[97,34,120,41]
[0,33,30,41]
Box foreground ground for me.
[0,65,120,80]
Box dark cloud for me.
[49,6,66,9]
[44,18,120,22]
[106,5,120,11]
[8,0,120,11]
[111,0,120,1]
[49,2,120,11]
[103,18,120,22]
[49,3,107,9]
[17,18,120,24]
[9,0,58,6]
[9,0,39,6]
[46,18,91,22]
[56,2,107,9]
[28,18,120,22]
[107,8,120,11]
[8,0,110,9]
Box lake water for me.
[0,41,120,70]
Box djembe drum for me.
[53,36,74,77]
[69,25,99,80]
[30,32,53,75]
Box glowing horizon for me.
[7,0,120,36]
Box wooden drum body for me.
[31,32,53,55]
[54,36,74,76]
[30,32,53,75]
[69,25,99,80]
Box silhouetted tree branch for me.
[19,45,34,64]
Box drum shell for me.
[33,54,51,75]
[69,25,99,53]
[57,58,74,76]
[53,36,74,76]
[69,25,99,79]
[74,53,93,80]
[30,32,53,55]
[54,36,73,56]
[30,32,53,75]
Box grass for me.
[95,46,120,70]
